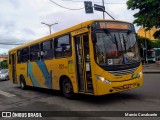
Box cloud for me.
[21,28,36,36]
[0,0,138,54]
[0,35,22,54]
[7,0,21,9]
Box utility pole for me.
[41,22,58,34]
[85,1,115,20]
[102,0,105,19]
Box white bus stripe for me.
[0,90,16,97]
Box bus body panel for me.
[94,64,143,95]
[15,57,79,92]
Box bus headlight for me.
[96,75,111,84]
[139,71,143,78]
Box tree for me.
[136,34,160,60]
[0,60,8,69]
[153,30,160,39]
[137,34,153,49]
[127,0,160,38]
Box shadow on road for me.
[75,92,142,105]
[13,86,142,105]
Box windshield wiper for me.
[114,34,119,52]
[103,29,119,51]
[122,34,127,53]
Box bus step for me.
[87,83,93,91]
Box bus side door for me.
[74,33,93,93]
[11,53,17,83]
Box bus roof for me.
[9,19,132,52]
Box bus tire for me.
[62,78,74,99]
[20,76,27,90]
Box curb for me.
[143,71,160,73]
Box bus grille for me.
[108,67,138,76]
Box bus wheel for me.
[20,76,27,90]
[62,78,74,99]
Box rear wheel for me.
[62,78,74,99]
[20,76,27,90]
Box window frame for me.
[54,34,72,59]
[40,39,53,60]
[17,50,22,63]
[30,43,40,62]
[21,47,29,63]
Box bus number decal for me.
[59,64,65,69]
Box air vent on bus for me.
[108,67,138,76]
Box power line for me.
[0,43,24,45]
[0,41,26,43]
[62,0,126,4]
[49,0,84,10]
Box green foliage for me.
[137,34,160,49]
[153,30,160,39]
[127,0,160,28]
[152,40,160,48]
[0,60,8,69]
[127,0,160,38]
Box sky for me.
[0,0,139,54]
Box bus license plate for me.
[123,84,131,89]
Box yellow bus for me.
[8,20,143,99]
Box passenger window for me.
[22,47,29,62]
[41,40,53,59]
[30,44,40,61]
[55,35,71,58]
[17,50,22,63]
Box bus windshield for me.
[94,30,140,65]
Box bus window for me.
[17,50,22,63]
[54,35,71,58]
[22,47,29,62]
[30,44,40,61]
[41,40,53,59]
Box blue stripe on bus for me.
[28,63,41,87]
[36,61,52,89]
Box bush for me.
[0,60,8,69]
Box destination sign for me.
[99,22,129,30]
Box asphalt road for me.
[0,74,160,120]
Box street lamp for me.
[41,22,58,34]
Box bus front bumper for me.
[95,77,143,96]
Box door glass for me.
[82,34,93,92]
[75,34,93,92]
[75,36,84,91]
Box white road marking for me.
[0,90,16,97]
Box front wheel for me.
[62,78,74,99]
[20,76,27,90]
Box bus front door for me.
[75,34,93,93]
[11,54,17,83]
